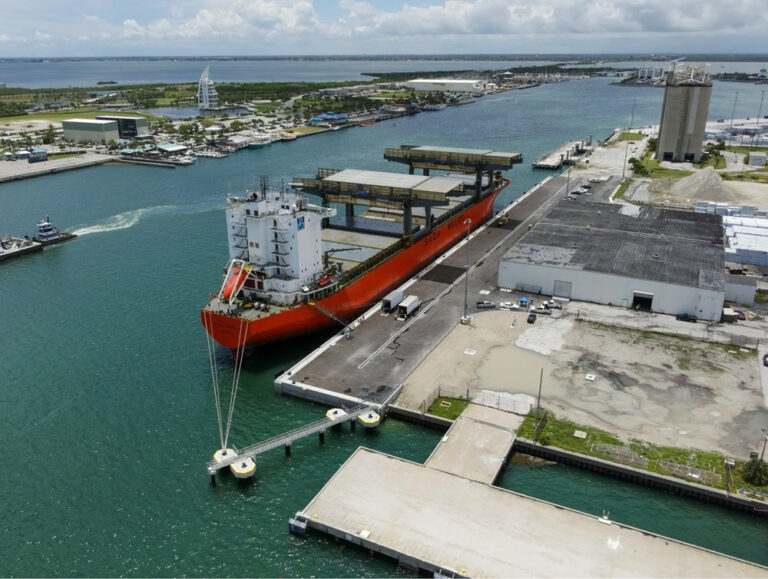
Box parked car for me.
[675,313,697,323]
[499,301,519,310]
[581,183,592,189]
[527,313,537,324]
[733,308,746,320]
[589,177,601,183]
[763,353,768,367]
[544,300,562,309]
[570,189,583,195]
[476,300,495,310]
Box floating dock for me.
[293,447,765,577]
[533,137,593,169]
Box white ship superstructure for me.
[222,187,336,306]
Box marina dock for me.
[294,447,765,577]
[533,137,593,169]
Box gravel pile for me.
[667,166,738,202]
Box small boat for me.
[230,457,256,479]
[326,408,347,421]
[279,131,297,141]
[247,133,272,148]
[357,410,381,429]
[32,216,77,247]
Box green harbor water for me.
[2,77,767,576]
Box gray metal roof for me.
[324,169,431,189]
[502,202,725,290]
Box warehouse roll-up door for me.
[554,280,572,298]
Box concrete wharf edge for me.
[514,438,768,516]
[273,174,561,405]
[0,155,112,183]
[380,403,767,516]
[295,447,768,578]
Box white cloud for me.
[0,0,767,56]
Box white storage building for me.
[62,118,119,144]
[723,215,768,266]
[405,79,486,94]
[498,202,726,321]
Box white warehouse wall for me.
[499,261,724,321]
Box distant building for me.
[28,147,48,163]
[198,66,219,111]
[498,202,726,322]
[62,118,119,144]
[657,65,712,163]
[95,115,149,139]
[405,79,486,94]
[309,112,348,126]
[748,152,767,167]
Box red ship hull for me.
[202,182,507,348]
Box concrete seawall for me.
[369,408,767,517]
[0,155,112,183]
[514,438,767,516]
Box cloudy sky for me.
[1,0,766,57]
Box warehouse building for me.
[95,115,149,139]
[62,118,119,144]
[405,79,486,94]
[498,202,726,321]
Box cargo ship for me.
[201,145,522,349]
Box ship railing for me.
[301,281,340,302]
[341,239,405,286]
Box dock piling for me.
[285,442,292,457]
[319,430,325,445]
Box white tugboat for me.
[32,216,77,247]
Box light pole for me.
[622,98,636,180]
[462,218,472,323]
[761,428,767,462]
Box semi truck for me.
[396,295,420,320]
[382,289,404,313]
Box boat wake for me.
[72,203,222,236]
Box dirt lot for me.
[399,306,768,458]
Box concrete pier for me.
[0,153,112,183]
[274,174,569,407]
[296,448,766,577]
[533,139,592,169]
[424,404,521,484]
